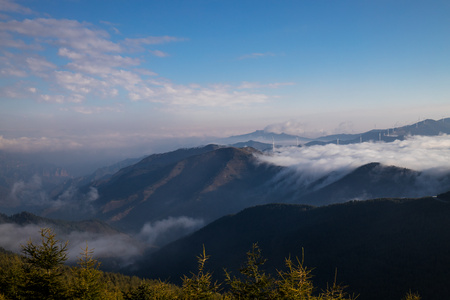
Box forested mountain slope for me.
[133,195,450,300]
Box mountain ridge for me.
[130,196,450,300]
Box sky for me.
[1,0,450,165]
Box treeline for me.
[0,228,420,300]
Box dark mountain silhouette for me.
[295,162,450,205]
[92,145,282,231]
[131,196,450,300]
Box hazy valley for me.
[1,118,450,299]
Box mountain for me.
[295,162,450,205]
[131,195,450,300]
[0,211,120,235]
[217,130,311,146]
[48,156,144,200]
[91,145,283,232]
[84,146,449,235]
[229,140,274,151]
[218,118,450,148]
[305,117,450,146]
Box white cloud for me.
[139,216,204,246]
[0,223,143,264]
[0,18,120,53]
[133,81,269,107]
[149,49,169,57]
[124,35,186,51]
[40,94,85,103]
[26,56,56,73]
[265,120,314,136]
[258,135,450,186]
[0,0,33,14]
[0,9,283,111]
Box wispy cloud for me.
[238,52,277,60]
[139,216,204,246]
[0,8,279,110]
[149,49,170,57]
[238,81,295,89]
[264,120,312,136]
[0,0,34,15]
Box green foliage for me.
[275,253,315,299]
[224,243,275,299]
[21,227,68,272]
[71,243,104,299]
[181,245,220,299]
[0,252,25,299]
[20,227,70,299]
[0,227,421,300]
[401,291,421,300]
[124,280,182,300]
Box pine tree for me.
[318,270,356,300]
[224,243,275,299]
[0,252,25,299]
[181,245,220,299]
[20,227,69,299]
[401,291,421,300]
[275,253,315,299]
[71,243,104,299]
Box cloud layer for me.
[0,223,143,264]
[258,135,450,186]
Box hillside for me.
[132,196,450,300]
[92,145,283,231]
[295,162,450,205]
[75,144,450,237]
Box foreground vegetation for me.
[0,228,420,299]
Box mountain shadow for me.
[131,197,450,300]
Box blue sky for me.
[1,0,449,159]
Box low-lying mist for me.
[0,215,205,268]
[257,134,450,196]
[3,178,99,218]
[0,223,143,266]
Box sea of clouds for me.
[257,134,450,188]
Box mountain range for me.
[130,194,450,300]
[82,145,450,234]
[221,117,450,146]
[37,122,450,245]
[1,118,450,298]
